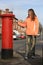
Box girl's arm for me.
[35,17,39,35]
[18,20,27,27]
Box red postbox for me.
[0,14,14,59]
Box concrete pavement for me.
[0,39,43,65]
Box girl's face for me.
[28,11,33,19]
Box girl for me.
[18,8,39,59]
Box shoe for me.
[31,55,36,59]
[24,56,28,60]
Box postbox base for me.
[1,49,13,59]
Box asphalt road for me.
[0,38,43,65]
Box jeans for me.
[25,35,36,57]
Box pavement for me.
[0,37,43,65]
[0,51,42,65]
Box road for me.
[0,38,43,65]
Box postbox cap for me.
[0,13,15,18]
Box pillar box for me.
[0,14,14,59]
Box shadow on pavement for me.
[16,51,42,65]
[27,55,42,65]
[0,51,42,65]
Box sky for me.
[0,0,43,25]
